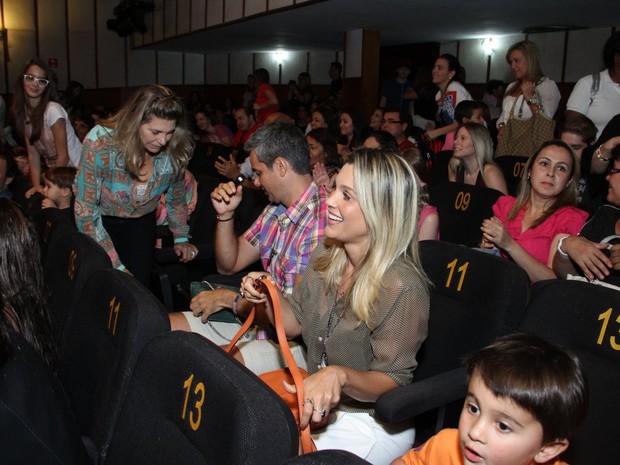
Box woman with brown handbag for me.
[495,40,561,158]
[239,148,430,465]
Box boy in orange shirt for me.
[392,333,588,465]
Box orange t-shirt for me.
[399,429,569,465]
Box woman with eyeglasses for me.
[481,140,588,282]
[239,149,430,464]
[11,58,82,198]
[73,84,198,286]
[553,141,620,285]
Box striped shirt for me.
[244,181,327,295]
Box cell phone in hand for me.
[234,174,246,186]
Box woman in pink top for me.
[252,68,279,124]
[480,140,588,282]
[402,147,440,240]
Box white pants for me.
[182,311,308,372]
[312,411,415,465]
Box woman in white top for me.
[11,58,82,198]
[566,31,620,138]
[497,41,561,138]
[424,54,472,151]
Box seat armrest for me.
[374,368,467,423]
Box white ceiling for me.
[141,0,620,54]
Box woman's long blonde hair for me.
[314,148,430,327]
[101,84,194,178]
[451,122,496,181]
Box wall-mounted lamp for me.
[272,50,288,65]
[481,37,495,57]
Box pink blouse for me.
[419,204,440,240]
[492,196,588,265]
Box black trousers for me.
[102,211,156,287]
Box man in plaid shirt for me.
[172,122,328,341]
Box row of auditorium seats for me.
[427,153,529,246]
[6,219,618,464]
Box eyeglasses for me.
[383,119,402,124]
[23,74,50,87]
[608,167,620,176]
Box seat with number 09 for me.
[375,241,530,439]
[58,268,170,464]
[105,331,299,465]
[428,181,503,246]
[519,279,620,465]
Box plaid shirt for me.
[244,181,327,295]
[74,125,189,269]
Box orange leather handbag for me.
[225,277,316,455]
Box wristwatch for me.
[527,95,539,106]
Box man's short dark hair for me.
[562,115,597,145]
[245,122,311,175]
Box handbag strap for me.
[224,278,316,454]
[224,307,255,352]
[257,278,315,454]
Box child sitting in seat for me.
[391,333,588,465]
[42,166,76,211]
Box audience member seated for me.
[442,100,488,153]
[240,149,430,465]
[0,151,17,199]
[41,166,76,212]
[449,123,508,194]
[497,41,561,152]
[481,79,505,122]
[363,130,399,153]
[0,199,88,464]
[424,54,472,152]
[369,108,385,132]
[480,140,588,282]
[566,31,620,138]
[284,72,314,117]
[402,147,440,240]
[213,107,261,182]
[170,122,328,343]
[391,333,588,465]
[560,115,599,212]
[310,102,340,137]
[194,108,233,146]
[553,146,620,286]
[307,128,343,193]
[338,108,368,159]
[381,108,417,152]
[70,115,93,142]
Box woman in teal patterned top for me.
[73,84,197,285]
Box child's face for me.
[459,372,550,465]
[466,108,486,125]
[43,179,66,204]
[560,132,588,161]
